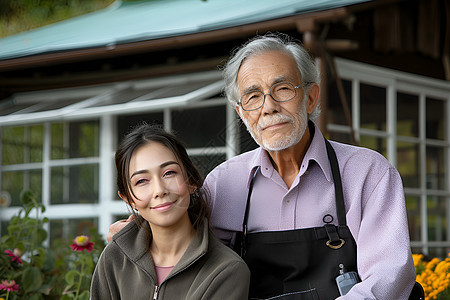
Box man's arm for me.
[106,215,134,242]
[339,167,416,299]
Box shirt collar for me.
[245,121,333,188]
[303,121,333,182]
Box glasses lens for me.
[271,82,296,102]
[241,91,264,111]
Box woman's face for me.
[126,142,195,229]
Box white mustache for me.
[256,114,294,131]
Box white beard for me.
[240,95,308,151]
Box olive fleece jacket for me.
[90,217,250,300]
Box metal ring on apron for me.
[326,238,345,249]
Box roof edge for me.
[0,6,351,72]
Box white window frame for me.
[332,58,450,255]
[0,70,238,241]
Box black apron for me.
[235,139,358,300]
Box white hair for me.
[222,32,321,121]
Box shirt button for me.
[305,170,309,175]
[286,199,290,203]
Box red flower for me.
[0,279,19,292]
[70,235,94,252]
[4,250,22,265]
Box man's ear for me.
[235,105,243,119]
[306,84,320,114]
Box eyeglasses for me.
[238,82,311,111]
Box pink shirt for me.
[204,122,416,300]
[155,266,174,285]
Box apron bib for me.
[235,139,358,299]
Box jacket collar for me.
[112,216,209,278]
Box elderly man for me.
[109,33,416,299]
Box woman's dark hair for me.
[115,123,210,229]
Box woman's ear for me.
[189,184,197,195]
[118,191,136,209]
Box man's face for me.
[236,50,312,151]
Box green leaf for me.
[33,247,46,268]
[22,266,43,292]
[85,256,94,271]
[79,290,90,300]
[16,241,25,252]
[65,270,79,285]
[21,189,36,207]
[27,294,40,300]
[37,228,48,243]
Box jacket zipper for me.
[153,252,205,299]
[153,285,159,300]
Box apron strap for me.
[239,166,260,256]
[324,138,347,227]
[238,138,347,254]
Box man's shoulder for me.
[329,140,389,161]
[328,140,395,174]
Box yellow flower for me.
[413,254,424,267]
[414,252,450,299]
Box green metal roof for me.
[0,0,369,61]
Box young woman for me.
[90,124,250,300]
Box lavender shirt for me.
[203,122,416,300]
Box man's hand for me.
[106,215,135,242]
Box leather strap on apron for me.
[235,138,358,299]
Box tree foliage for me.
[0,0,114,38]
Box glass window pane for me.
[427,196,447,243]
[239,122,258,154]
[1,170,42,206]
[50,164,99,204]
[117,112,164,146]
[405,195,421,241]
[428,247,450,260]
[191,154,226,178]
[29,125,44,163]
[328,131,353,145]
[172,106,226,148]
[49,218,98,246]
[1,125,43,165]
[1,221,8,236]
[397,142,420,188]
[426,146,446,190]
[327,79,352,126]
[51,120,99,160]
[397,92,419,137]
[2,126,24,165]
[360,135,387,158]
[426,97,446,140]
[360,83,386,131]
